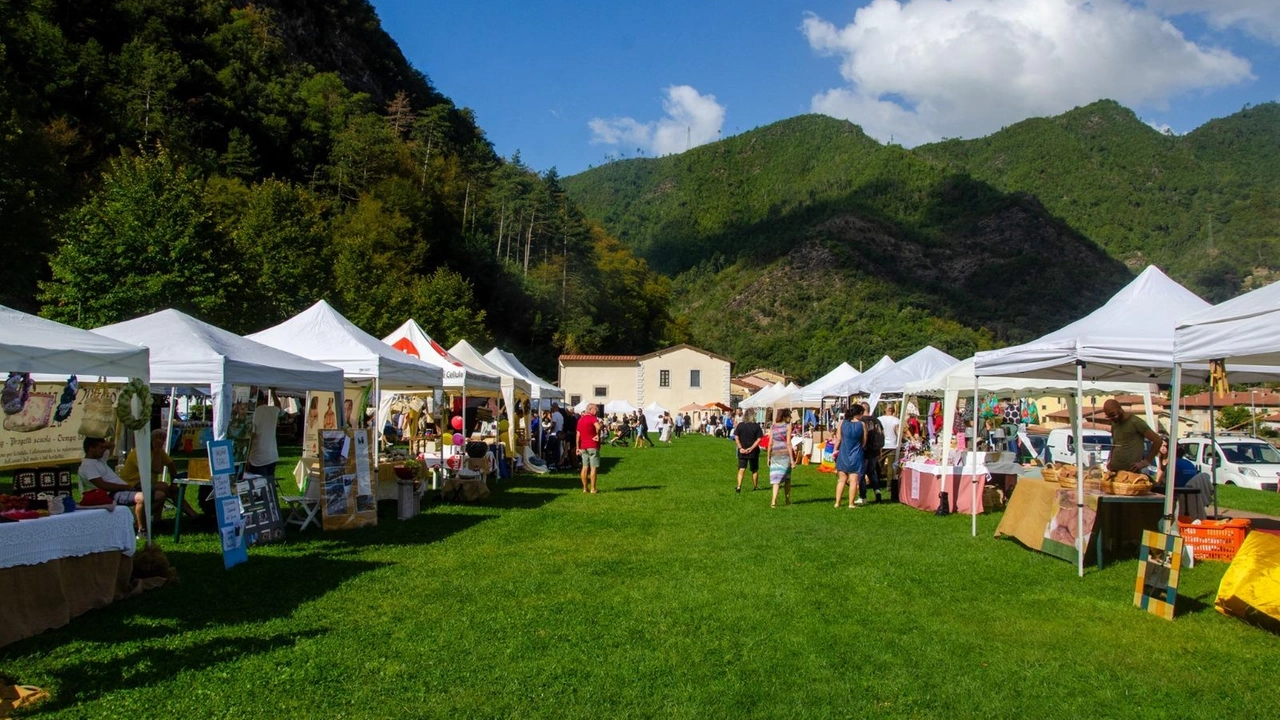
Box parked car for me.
[1041,428,1112,467]
[1178,433,1280,492]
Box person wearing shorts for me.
[79,436,166,535]
[734,410,763,493]
[576,404,603,493]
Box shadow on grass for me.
[503,475,585,491]
[33,628,326,714]
[1176,592,1215,616]
[609,485,663,493]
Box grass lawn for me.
[2,435,1277,718]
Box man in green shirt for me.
[1103,399,1163,472]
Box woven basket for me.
[1055,465,1080,489]
[1040,465,1060,484]
[1105,470,1152,496]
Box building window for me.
[593,386,608,398]
[570,394,581,406]
[690,369,701,388]
[659,370,670,387]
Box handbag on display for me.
[2,392,55,432]
[2,372,33,415]
[78,378,117,439]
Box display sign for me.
[237,472,284,545]
[319,428,377,531]
[1134,530,1184,621]
[302,391,342,458]
[208,439,248,569]
[0,381,88,470]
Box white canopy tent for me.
[768,382,804,410]
[484,347,564,406]
[1,306,156,540]
[1175,278,1280,368]
[861,346,959,414]
[604,399,638,415]
[1172,278,1280,523]
[827,355,895,397]
[906,356,1156,537]
[974,266,1221,576]
[247,301,443,447]
[740,382,786,410]
[793,362,860,406]
[382,319,501,396]
[643,401,668,431]
[449,340,532,453]
[95,309,345,443]
[248,301,444,391]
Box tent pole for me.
[971,377,979,537]
[1075,362,1086,578]
[1208,381,1218,518]
[1162,365,1183,533]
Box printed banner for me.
[0,381,89,470]
[319,428,377,531]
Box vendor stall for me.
[0,305,153,647]
[449,340,531,460]
[974,266,1280,575]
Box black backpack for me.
[865,417,885,457]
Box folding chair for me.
[282,458,322,531]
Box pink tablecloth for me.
[899,463,987,513]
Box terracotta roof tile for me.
[558,354,638,362]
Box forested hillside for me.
[916,100,1280,302]
[564,115,1134,378]
[565,103,1280,379]
[0,0,673,375]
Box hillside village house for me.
[559,344,733,412]
[730,369,789,405]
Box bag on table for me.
[78,379,117,439]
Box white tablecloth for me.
[0,508,136,570]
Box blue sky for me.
[371,0,1280,177]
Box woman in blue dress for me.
[834,404,866,509]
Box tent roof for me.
[677,402,707,412]
[740,381,786,409]
[604,399,638,414]
[828,355,895,396]
[246,301,442,390]
[0,305,150,380]
[94,309,344,392]
[862,346,959,395]
[382,319,501,394]
[796,362,860,403]
[1175,278,1280,371]
[448,340,531,397]
[484,347,564,400]
[974,266,1212,382]
[769,382,804,408]
[904,357,1153,397]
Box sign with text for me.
[0,381,87,470]
[318,428,377,531]
[208,440,248,569]
[238,472,285,546]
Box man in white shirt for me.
[880,404,901,452]
[247,390,281,479]
[79,436,164,535]
[549,403,565,465]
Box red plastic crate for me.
[1177,517,1251,561]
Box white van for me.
[1177,433,1280,492]
[1043,428,1113,467]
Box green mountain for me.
[563,114,1134,378]
[564,103,1280,379]
[916,100,1280,301]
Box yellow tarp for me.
[1216,531,1280,634]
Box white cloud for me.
[803,0,1254,146]
[1145,0,1280,44]
[1145,119,1178,135]
[589,85,726,156]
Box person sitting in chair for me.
[80,437,167,535]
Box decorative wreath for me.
[115,378,153,431]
